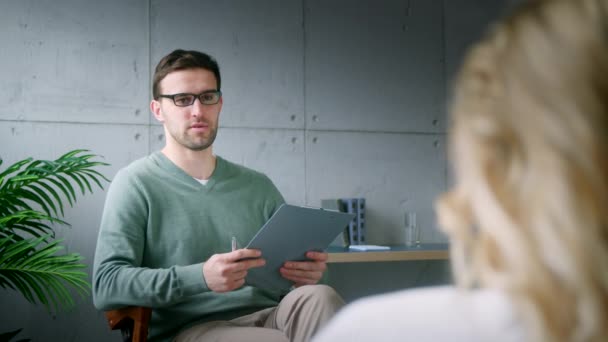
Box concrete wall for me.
[0,0,509,340]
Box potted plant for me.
[0,149,109,341]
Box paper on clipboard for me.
[244,203,355,293]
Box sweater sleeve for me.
[92,168,208,310]
[261,174,286,219]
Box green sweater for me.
[93,152,285,341]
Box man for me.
[93,49,344,342]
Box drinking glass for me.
[404,211,420,247]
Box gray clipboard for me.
[244,203,355,293]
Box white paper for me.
[348,245,391,251]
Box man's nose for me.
[190,97,206,116]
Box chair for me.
[105,306,152,342]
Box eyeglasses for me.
[158,90,222,107]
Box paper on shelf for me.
[348,245,391,251]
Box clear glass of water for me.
[404,211,419,247]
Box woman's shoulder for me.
[313,286,525,342]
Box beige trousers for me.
[173,285,345,342]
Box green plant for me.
[0,149,109,313]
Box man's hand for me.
[280,251,328,287]
[203,249,265,292]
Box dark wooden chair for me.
[105,306,152,342]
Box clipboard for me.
[244,203,355,293]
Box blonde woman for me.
[313,0,608,341]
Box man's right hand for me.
[203,249,265,292]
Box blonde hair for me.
[437,0,608,341]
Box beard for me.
[169,124,218,151]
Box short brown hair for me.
[152,49,221,99]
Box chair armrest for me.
[105,306,152,342]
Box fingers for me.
[235,257,266,270]
[280,257,327,285]
[225,248,263,262]
[305,251,328,262]
[283,260,327,272]
[220,249,266,271]
[212,277,246,293]
[216,255,266,277]
[218,269,250,292]
[203,251,266,293]
[206,250,328,292]
[281,251,328,271]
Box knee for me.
[298,284,344,307]
[311,284,340,299]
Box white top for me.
[313,286,527,342]
[194,178,209,185]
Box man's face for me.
[151,68,222,151]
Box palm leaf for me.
[0,210,64,239]
[44,177,74,208]
[0,236,90,312]
[0,150,109,220]
[0,150,109,313]
[0,159,32,187]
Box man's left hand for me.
[280,251,328,287]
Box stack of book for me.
[322,198,366,247]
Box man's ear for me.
[150,99,164,123]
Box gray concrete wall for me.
[0,1,509,340]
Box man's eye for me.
[174,95,193,105]
[201,94,216,102]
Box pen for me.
[231,236,237,251]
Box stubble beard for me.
[173,125,218,152]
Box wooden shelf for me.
[326,243,449,263]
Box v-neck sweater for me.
[93,152,285,341]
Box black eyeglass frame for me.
[157,90,222,107]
